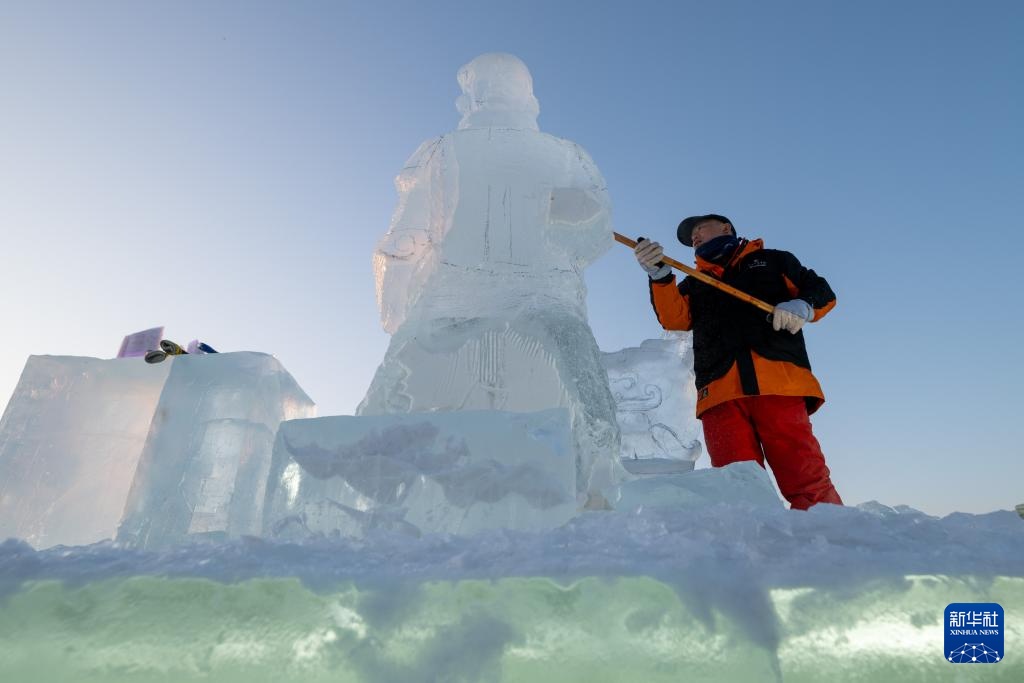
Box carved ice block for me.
[602,336,704,474]
[263,408,576,539]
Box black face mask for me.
[695,234,740,264]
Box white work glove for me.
[772,299,814,333]
[634,239,672,280]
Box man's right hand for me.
[635,239,672,280]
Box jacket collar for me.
[695,238,764,278]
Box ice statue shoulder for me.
[363,53,623,503]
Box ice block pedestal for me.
[0,356,171,548]
[263,408,576,539]
[116,352,315,549]
[615,460,784,511]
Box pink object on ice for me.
[117,327,164,358]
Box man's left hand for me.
[772,299,813,334]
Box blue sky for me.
[1,1,1021,515]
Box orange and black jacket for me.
[648,238,836,418]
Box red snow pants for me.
[700,395,843,510]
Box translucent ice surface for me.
[2,499,1021,682]
[616,460,783,510]
[602,334,703,474]
[362,53,622,502]
[116,352,316,549]
[0,355,170,548]
[264,409,576,539]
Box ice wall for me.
[360,53,622,503]
[602,334,703,474]
[263,409,576,539]
[0,355,170,548]
[116,352,316,549]
[2,499,1021,682]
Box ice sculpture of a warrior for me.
[359,53,624,507]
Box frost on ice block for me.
[117,352,315,549]
[263,408,576,539]
[0,355,170,548]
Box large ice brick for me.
[263,408,576,539]
[615,461,784,511]
[117,352,315,548]
[0,355,170,548]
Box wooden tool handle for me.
[614,231,776,315]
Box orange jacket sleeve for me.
[648,276,692,331]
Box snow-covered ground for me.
[2,499,1020,682]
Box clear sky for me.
[1,1,1021,515]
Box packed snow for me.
[1,497,1021,681]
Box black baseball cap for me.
[677,214,735,247]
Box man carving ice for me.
[360,53,623,507]
[633,215,843,509]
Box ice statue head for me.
[456,53,540,131]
